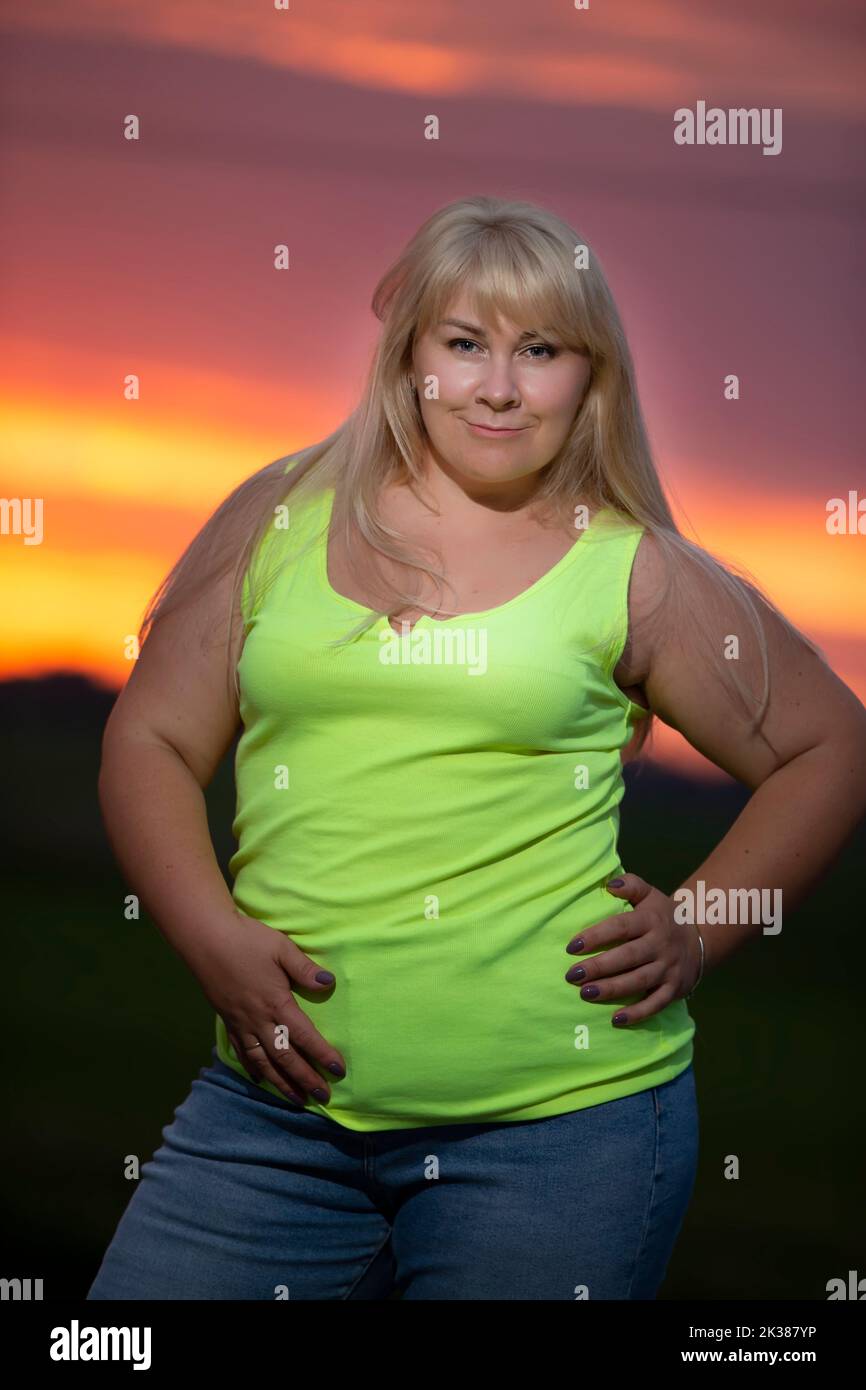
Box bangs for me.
[415,232,593,356]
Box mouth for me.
[462,419,530,437]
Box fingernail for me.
[566,938,585,954]
[607,878,625,888]
[581,985,600,999]
[327,1062,345,1077]
[311,1087,329,1101]
[566,965,586,982]
[315,970,336,985]
[613,1013,629,1026]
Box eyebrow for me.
[438,318,557,343]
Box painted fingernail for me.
[566,965,586,982]
[581,985,600,999]
[311,1087,329,1101]
[315,970,336,985]
[607,878,625,888]
[327,1062,345,1077]
[566,938,585,954]
[613,1013,629,1026]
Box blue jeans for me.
[87,1051,698,1300]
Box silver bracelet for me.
[686,923,706,999]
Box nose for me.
[475,353,521,410]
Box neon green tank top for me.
[216,465,695,1130]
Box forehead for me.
[414,263,584,350]
[429,292,550,339]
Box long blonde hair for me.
[139,194,826,760]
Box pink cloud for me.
[2,0,864,115]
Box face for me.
[410,292,592,494]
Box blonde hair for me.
[139,194,826,760]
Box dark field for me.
[3,673,863,1300]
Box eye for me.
[447,337,559,360]
[523,343,559,360]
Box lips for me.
[463,419,528,432]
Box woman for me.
[88,196,866,1300]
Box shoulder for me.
[615,525,719,686]
[612,527,666,687]
[629,526,667,598]
[619,526,866,787]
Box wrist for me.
[165,904,249,976]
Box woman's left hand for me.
[564,873,702,1026]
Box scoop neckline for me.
[315,485,614,629]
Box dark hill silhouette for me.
[0,670,749,874]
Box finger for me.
[565,935,656,985]
[575,960,665,1004]
[566,906,650,956]
[253,1053,309,1106]
[610,983,676,1027]
[259,1015,336,1103]
[274,997,347,1081]
[228,1030,266,1082]
[229,1028,273,1085]
[275,933,337,993]
[604,873,651,907]
[231,1029,307,1106]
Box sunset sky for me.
[1,0,863,776]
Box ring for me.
[243,1041,265,1051]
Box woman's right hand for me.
[190,911,346,1106]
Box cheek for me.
[429,359,473,401]
[526,369,589,420]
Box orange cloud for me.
[2,0,863,116]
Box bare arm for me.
[98,567,245,976]
[616,532,866,974]
[99,562,347,1101]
